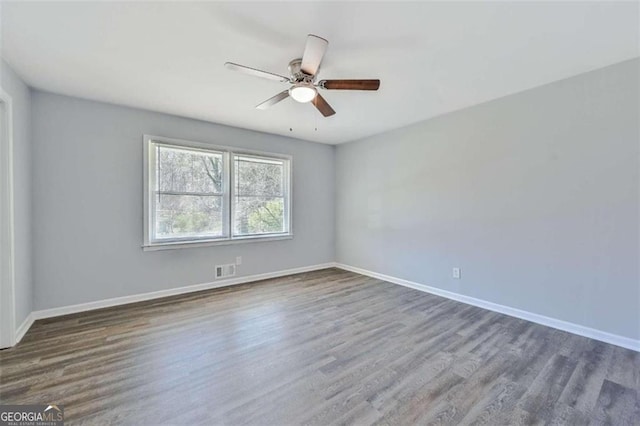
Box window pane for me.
[155,194,223,239]
[234,156,283,197]
[158,145,223,193]
[234,196,285,235]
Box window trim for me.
[143,134,293,250]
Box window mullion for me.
[157,190,224,197]
[283,160,290,234]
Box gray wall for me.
[336,59,640,340]
[1,59,33,328]
[32,92,335,310]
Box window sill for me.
[142,234,293,251]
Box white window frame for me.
[143,135,292,251]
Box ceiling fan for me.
[224,34,380,117]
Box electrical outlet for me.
[236,256,242,265]
[452,267,461,279]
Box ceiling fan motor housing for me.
[288,58,314,83]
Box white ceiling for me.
[1,2,638,144]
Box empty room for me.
[0,1,638,425]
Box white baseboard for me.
[14,312,35,344]
[335,263,640,353]
[15,262,639,353]
[26,262,336,324]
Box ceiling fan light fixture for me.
[289,83,317,103]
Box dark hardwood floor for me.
[1,268,638,425]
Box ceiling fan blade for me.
[311,93,336,117]
[301,35,328,76]
[225,62,290,83]
[320,79,380,90]
[256,90,290,110]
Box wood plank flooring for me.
[1,268,638,425]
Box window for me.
[233,155,289,237]
[144,135,291,249]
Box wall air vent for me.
[215,264,236,279]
